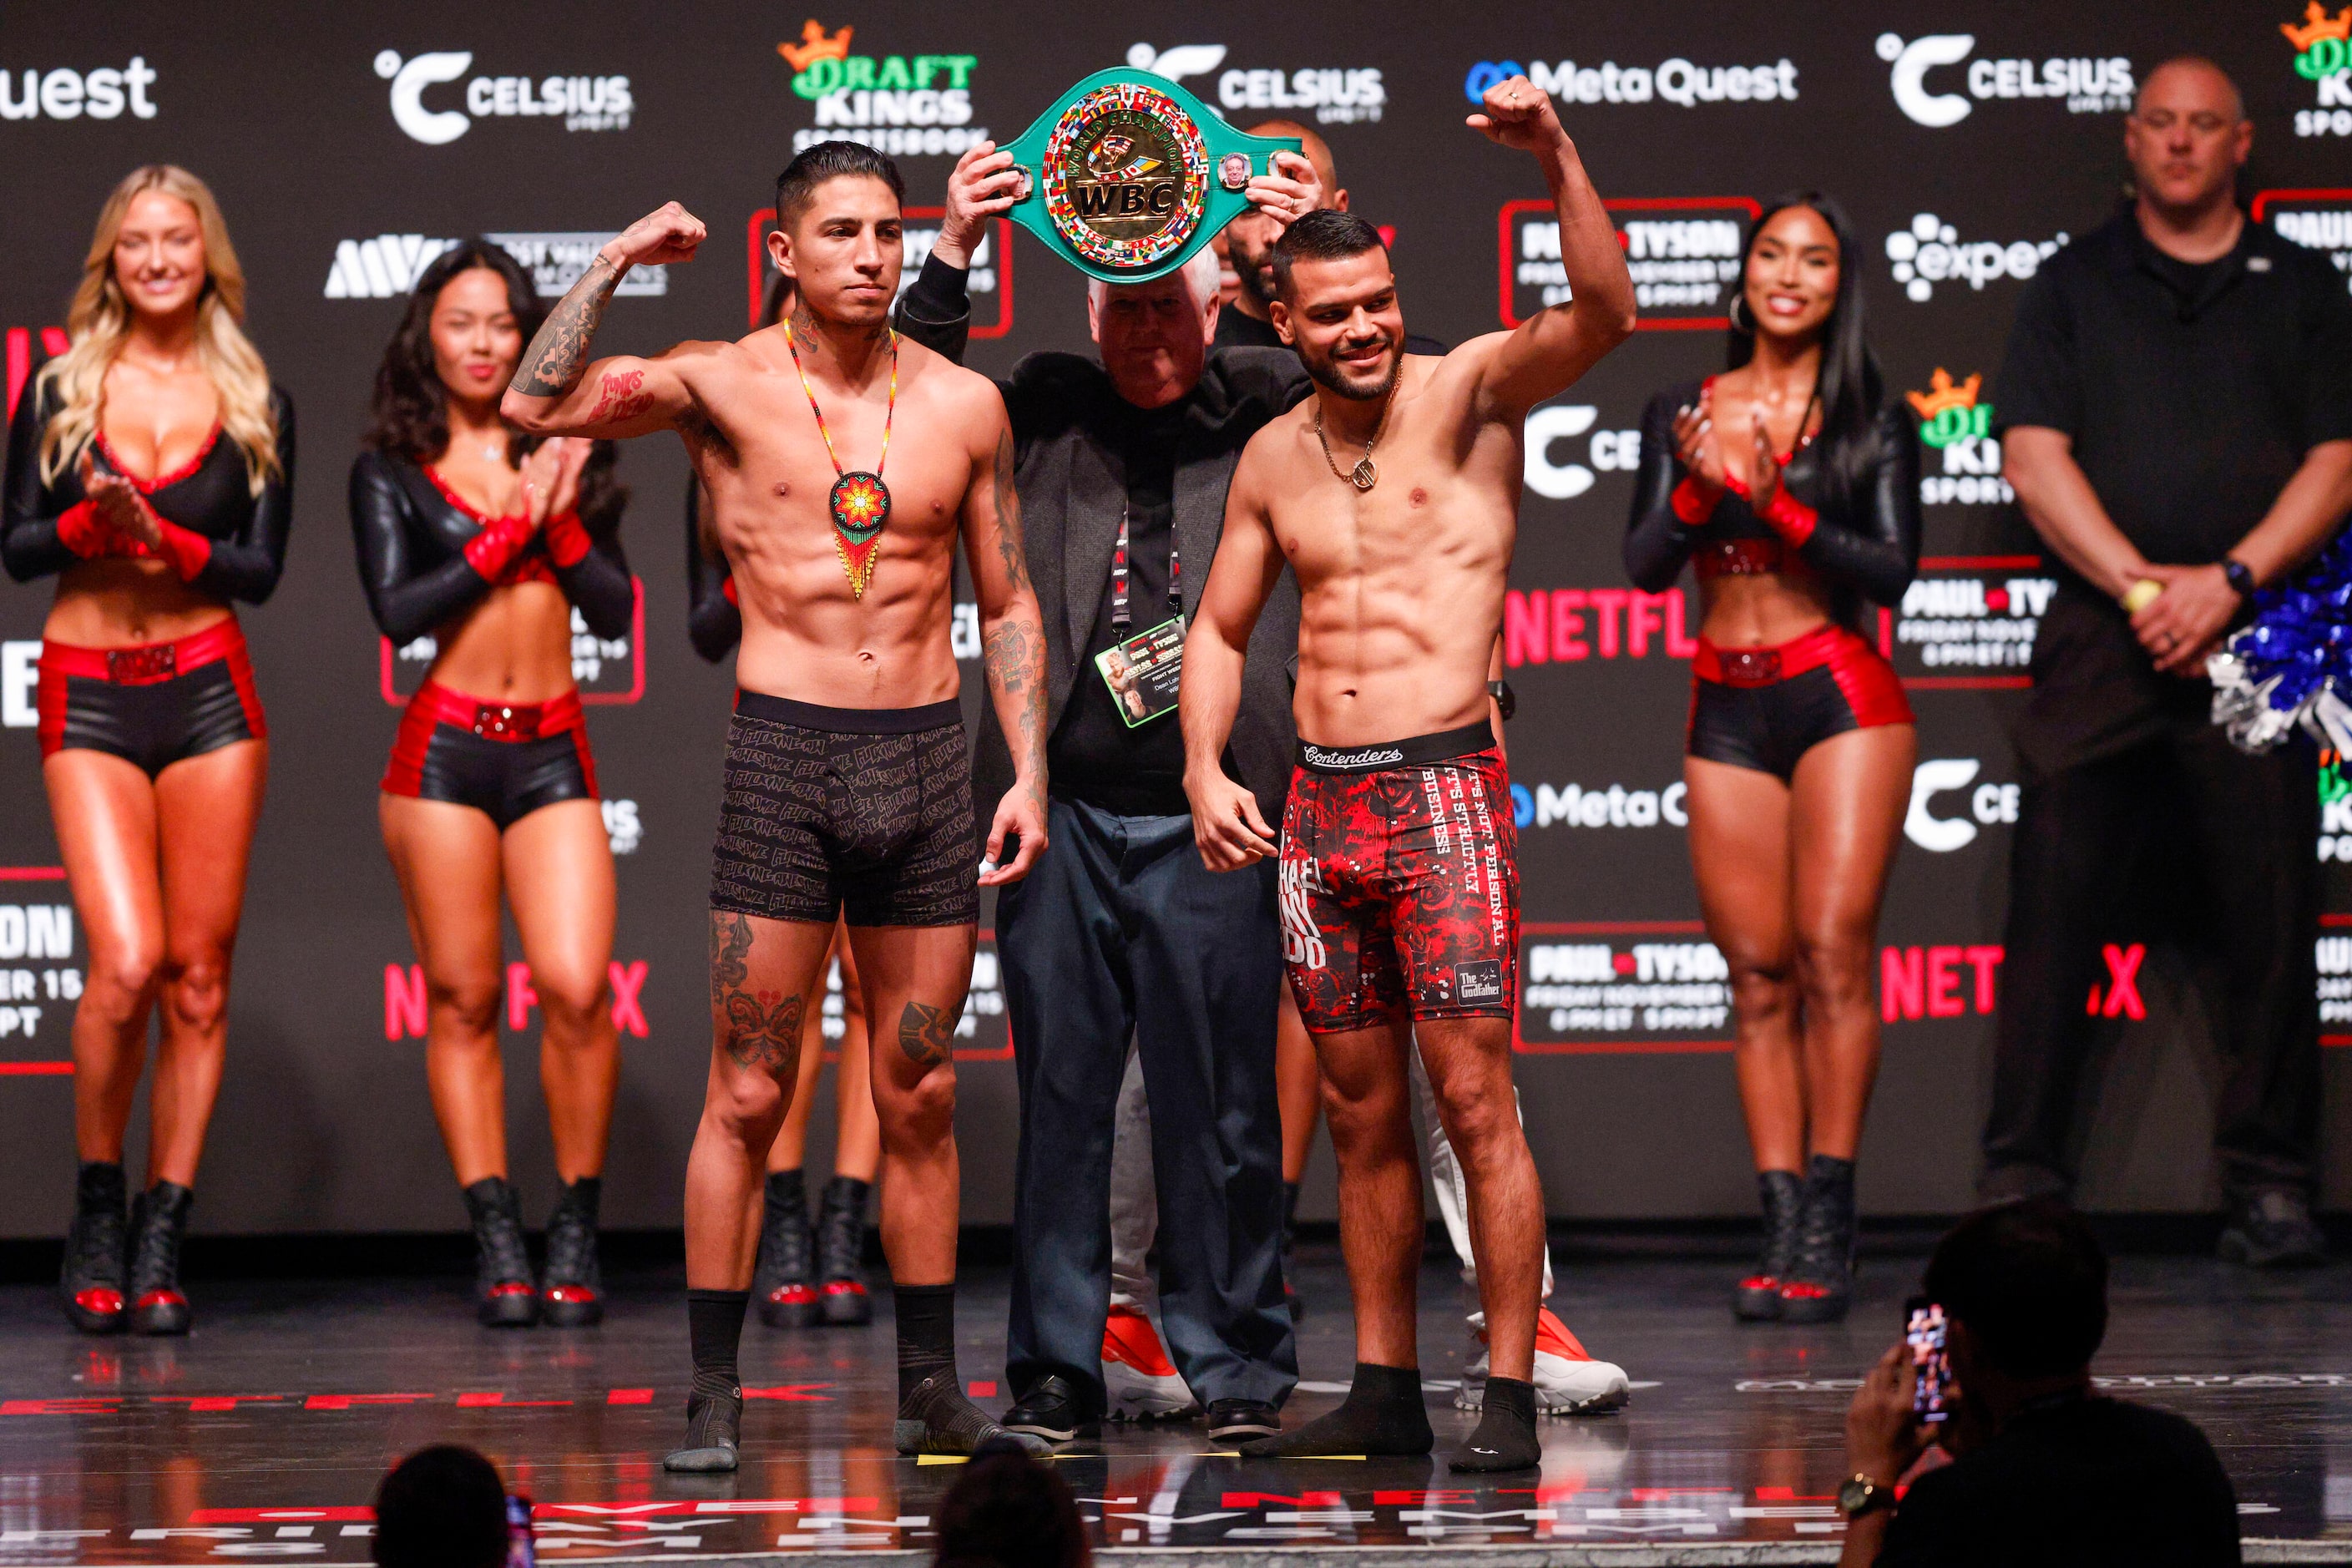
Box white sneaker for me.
[1101,1304,1198,1420]
[1455,1306,1631,1415]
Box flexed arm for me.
[1182,438,1287,871]
[963,397,1050,885]
[1466,76,1636,420]
[502,202,708,438]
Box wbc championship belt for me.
[999,68,1303,283]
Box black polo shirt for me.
[1990,209,2352,778]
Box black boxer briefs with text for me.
[711,692,979,928]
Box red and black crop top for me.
[1623,377,1920,615]
[3,374,295,602]
[349,448,632,645]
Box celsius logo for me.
[375,50,631,145]
[1130,43,1386,125]
[0,58,158,121]
[781,20,984,158]
[1464,57,1798,109]
[2254,190,2352,283]
[325,234,669,301]
[1904,759,2019,852]
[1520,403,1646,500]
[1884,213,2066,301]
[1907,367,2015,506]
[1875,33,2132,128]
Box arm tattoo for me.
[990,426,1030,592]
[709,913,803,1074]
[984,616,1046,783]
[586,368,653,423]
[898,1000,957,1067]
[513,254,621,396]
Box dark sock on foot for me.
[686,1287,748,1400]
[894,1282,956,1404]
[1238,1361,1432,1457]
[1451,1374,1540,1471]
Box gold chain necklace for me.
[1313,388,1393,493]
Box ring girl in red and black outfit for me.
[1625,193,1920,1323]
[351,240,632,1328]
[3,166,291,1338]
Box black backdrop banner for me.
[2,1,2348,1237]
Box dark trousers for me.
[1982,719,2319,1200]
[999,796,1296,1409]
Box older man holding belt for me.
[893,143,1322,1444]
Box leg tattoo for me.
[897,1001,956,1068]
[711,913,802,1074]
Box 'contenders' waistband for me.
[735,691,963,734]
[1693,623,1876,689]
[1297,720,1496,774]
[407,680,584,741]
[41,616,247,685]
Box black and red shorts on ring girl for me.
[37,617,266,776]
[382,680,599,831]
[1687,621,1913,781]
[1277,720,1520,1034]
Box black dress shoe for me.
[1001,1374,1099,1443]
[2219,1189,2328,1269]
[1206,1398,1281,1442]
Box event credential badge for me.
[1095,617,1185,727]
[999,68,1302,284]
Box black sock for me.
[1238,1361,1432,1457]
[894,1282,957,1405]
[686,1288,748,1400]
[1451,1374,1540,1472]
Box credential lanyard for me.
[1110,504,1182,635]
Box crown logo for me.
[2283,3,2352,52]
[1905,367,1982,422]
[779,20,853,72]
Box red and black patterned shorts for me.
[1277,721,1520,1034]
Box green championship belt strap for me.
[1000,68,1302,284]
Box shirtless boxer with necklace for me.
[502,142,1050,1468]
[1181,77,1634,1471]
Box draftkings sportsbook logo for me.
[2284,5,2352,136]
[1876,33,2132,128]
[1908,368,2013,507]
[780,20,986,158]
[376,50,631,145]
[325,234,669,301]
[1502,196,1758,328]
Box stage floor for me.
[3,1243,2349,1565]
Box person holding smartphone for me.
[1835,1201,2238,1566]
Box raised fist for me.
[1468,74,1566,153]
[606,201,706,270]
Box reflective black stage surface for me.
[3,1246,2350,1565]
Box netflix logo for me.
[383,961,650,1040]
[1503,587,1698,667]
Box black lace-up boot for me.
[539,1177,604,1328]
[463,1176,539,1328]
[128,1181,195,1335]
[815,1175,873,1326]
[1779,1155,1857,1324]
[61,1161,129,1335]
[1735,1170,1805,1322]
[753,1171,818,1328]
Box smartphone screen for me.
[1904,1296,1952,1424]
[505,1495,537,1568]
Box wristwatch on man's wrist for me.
[1837,1473,1894,1520]
[2222,556,2256,599]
